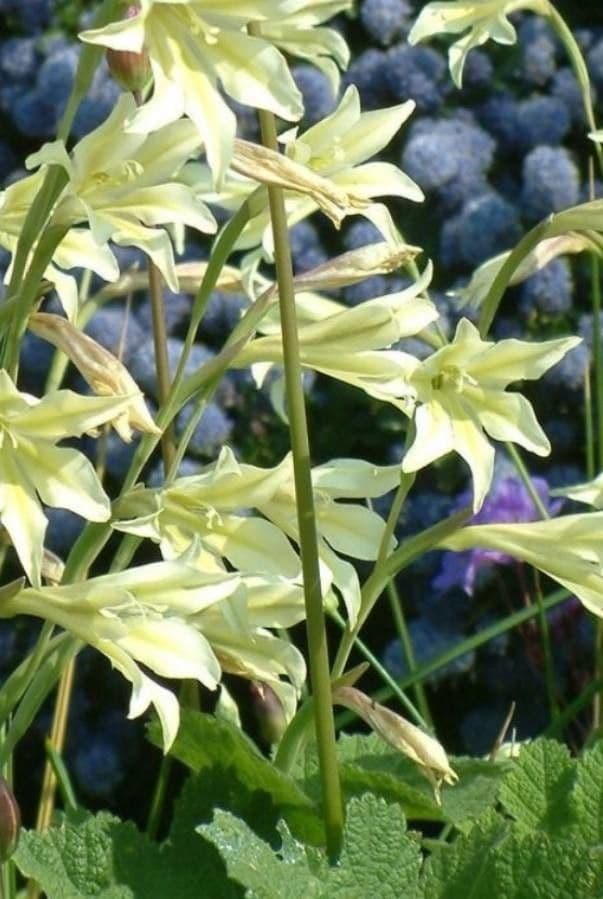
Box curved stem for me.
[547,5,603,176]
[332,508,471,679]
[478,217,552,338]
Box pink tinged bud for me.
[249,682,287,746]
[0,778,20,862]
[106,4,152,93]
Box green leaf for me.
[492,831,602,899]
[327,794,423,898]
[148,708,323,845]
[201,795,423,899]
[568,740,603,846]
[200,813,324,899]
[421,811,508,898]
[14,806,242,899]
[15,810,159,899]
[498,740,576,834]
[296,733,507,826]
[422,813,602,899]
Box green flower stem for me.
[61,194,259,584]
[252,90,344,858]
[329,609,430,730]
[2,224,70,378]
[478,217,552,338]
[505,443,549,521]
[335,588,571,730]
[533,570,559,722]
[544,673,603,739]
[585,366,595,480]
[591,254,603,472]
[34,657,76,835]
[385,580,434,731]
[1,0,119,377]
[547,5,603,175]
[147,259,176,472]
[595,253,603,732]
[332,508,471,680]
[504,443,558,722]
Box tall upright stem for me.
[249,23,343,859]
[147,259,176,472]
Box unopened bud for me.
[0,778,20,862]
[106,4,152,94]
[333,685,458,804]
[250,682,288,746]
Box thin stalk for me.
[585,366,595,480]
[385,580,433,731]
[533,571,559,722]
[250,35,343,856]
[335,588,570,729]
[505,443,550,520]
[591,253,603,471]
[547,5,603,175]
[587,248,603,731]
[2,225,69,377]
[478,217,552,338]
[61,193,258,585]
[34,657,76,834]
[329,609,429,730]
[505,443,557,721]
[545,674,603,739]
[147,260,176,471]
[332,508,471,679]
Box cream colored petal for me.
[11,390,134,440]
[468,335,583,388]
[447,393,495,512]
[118,617,221,689]
[0,446,47,587]
[403,399,456,474]
[470,388,550,456]
[23,442,110,523]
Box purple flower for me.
[433,474,562,594]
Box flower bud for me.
[106,4,152,94]
[0,777,20,862]
[250,682,288,746]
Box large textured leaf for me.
[422,812,602,898]
[14,808,239,899]
[148,709,323,845]
[498,740,577,835]
[201,794,423,899]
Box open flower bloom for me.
[197,574,307,722]
[0,171,119,322]
[7,562,243,749]
[18,94,216,317]
[257,458,402,623]
[236,263,438,410]
[439,513,603,617]
[259,0,351,93]
[401,319,581,512]
[28,312,159,443]
[114,448,400,624]
[409,0,551,87]
[0,370,135,587]
[551,472,603,509]
[191,85,423,253]
[113,447,302,579]
[79,0,307,186]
